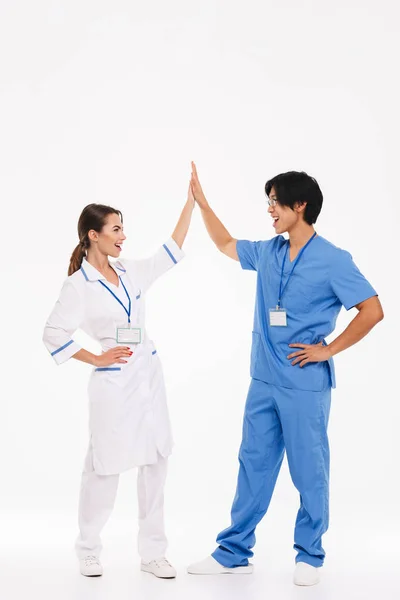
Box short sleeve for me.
[236,240,263,271]
[43,278,84,365]
[122,237,185,294]
[330,250,377,310]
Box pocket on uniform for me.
[250,331,261,377]
[285,284,315,313]
[148,340,158,357]
[90,366,125,391]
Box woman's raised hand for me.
[187,181,195,210]
[190,162,209,209]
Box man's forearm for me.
[199,204,234,249]
[190,163,238,259]
[328,302,383,357]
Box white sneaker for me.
[293,562,320,586]
[141,557,177,579]
[79,555,103,577]
[187,555,253,575]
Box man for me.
[187,163,383,586]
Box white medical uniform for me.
[43,238,184,560]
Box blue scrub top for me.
[237,235,377,391]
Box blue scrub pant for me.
[212,378,331,568]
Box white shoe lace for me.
[83,555,100,567]
[152,558,172,569]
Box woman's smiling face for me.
[88,212,126,257]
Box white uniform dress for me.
[43,238,184,560]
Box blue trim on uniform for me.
[115,265,126,272]
[80,266,89,281]
[99,278,131,323]
[152,350,157,355]
[95,367,122,372]
[51,340,74,356]
[136,291,141,300]
[163,244,177,264]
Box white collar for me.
[80,258,126,282]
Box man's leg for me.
[212,379,285,568]
[75,443,119,559]
[277,384,331,568]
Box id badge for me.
[116,327,142,344]
[269,308,287,327]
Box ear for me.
[295,201,307,214]
[88,229,98,243]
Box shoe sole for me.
[81,572,103,577]
[140,564,176,579]
[187,565,253,575]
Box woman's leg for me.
[137,455,169,562]
[75,442,119,559]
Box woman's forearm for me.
[72,348,99,366]
[172,198,195,248]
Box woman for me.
[43,188,194,578]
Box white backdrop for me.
[0,1,399,597]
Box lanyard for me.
[99,276,132,323]
[277,232,317,308]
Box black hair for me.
[265,171,323,225]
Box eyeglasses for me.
[266,197,278,207]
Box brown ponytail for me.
[68,203,123,276]
[68,241,87,276]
